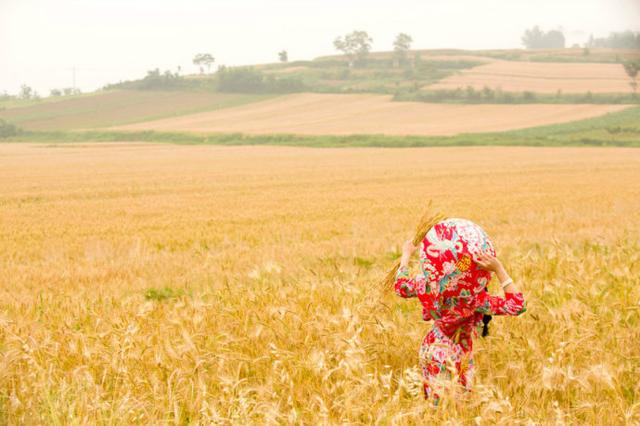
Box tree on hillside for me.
[623,60,640,95]
[522,26,565,49]
[19,84,33,100]
[393,33,413,68]
[279,50,288,63]
[193,53,215,74]
[63,87,81,96]
[334,30,373,68]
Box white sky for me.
[1,0,639,95]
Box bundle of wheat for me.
[380,205,445,291]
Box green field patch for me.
[144,287,186,302]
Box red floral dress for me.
[394,218,526,402]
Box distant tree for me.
[134,68,183,89]
[217,67,306,93]
[545,30,566,49]
[590,31,640,49]
[193,53,215,74]
[522,26,545,49]
[333,30,373,68]
[50,88,62,97]
[623,60,640,95]
[393,33,413,68]
[19,84,33,100]
[522,26,565,49]
[278,50,288,63]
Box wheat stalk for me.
[380,204,445,292]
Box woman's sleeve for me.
[394,265,440,320]
[394,265,421,298]
[474,291,526,316]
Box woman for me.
[394,218,526,403]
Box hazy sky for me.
[2,0,639,95]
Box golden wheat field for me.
[116,93,629,136]
[1,143,639,424]
[429,61,631,94]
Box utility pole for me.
[72,66,76,91]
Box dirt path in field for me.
[428,61,631,93]
[116,93,629,136]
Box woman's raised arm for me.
[473,251,527,316]
[394,240,421,298]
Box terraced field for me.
[428,61,631,93]
[118,93,629,136]
[0,90,273,131]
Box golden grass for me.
[1,143,639,424]
[380,207,445,292]
[116,93,629,136]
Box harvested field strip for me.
[117,93,629,136]
[429,61,631,94]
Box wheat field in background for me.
[115,93,629,136]
[427,60,632,94]
[0,143,639,424]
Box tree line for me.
[521,26,566,49]
[1,85,81,101]
[521,28,640,50]
[587,31,640,49]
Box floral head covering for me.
[417,218,496,334]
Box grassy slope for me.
[243,57,483,95]
[8,106,640,148]
[0,93,90,110]
[0,90,275,131]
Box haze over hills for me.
[3,0,640,95]
[1,46,639,145]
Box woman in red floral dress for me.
[394,218,526,403]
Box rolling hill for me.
[0,91,274,131]
[1,48,639,144]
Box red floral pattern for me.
[394,218,526,402]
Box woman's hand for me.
[474,251,514,290]
[402,240,419,257]
[400,240,419,268]
[474,251,503,273]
